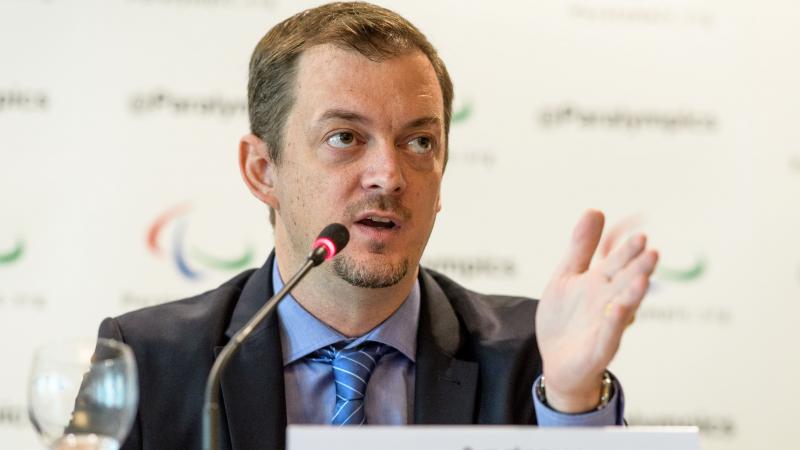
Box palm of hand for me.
[535,210,658,411]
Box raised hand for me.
[535,210,658,413]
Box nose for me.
[360,141,406,195]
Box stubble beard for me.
[332,251,409,289]
[331,194,414,288]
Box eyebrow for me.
[318,108,371,125]
[404,116,442,130]
[316,108,442,131]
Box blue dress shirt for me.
[273,262,623,425]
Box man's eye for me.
[408,136,433,154]
[326,132,356,149]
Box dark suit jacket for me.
[100,254,541,450]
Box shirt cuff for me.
[531,373,625,426]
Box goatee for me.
[332,255,408,289]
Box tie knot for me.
[336,341,387,365]
[330,344,387,399]
[308,340,391,426]
[310,341,388,368]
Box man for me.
[99,3,658,449]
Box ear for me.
[239,134,279,210]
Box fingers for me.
[598,215,644,258]
[557,210,605,276]
[607,250,659,305]
[597,300,633,358]
[596,255,655,363]
[597,276,650,357]
[598,233,647,279]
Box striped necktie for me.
[309,341,390,426]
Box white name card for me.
[288,426,700,450]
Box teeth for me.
[368,216,392,223]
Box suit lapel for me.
[414,270,479,424]
[212,257,480,441]
[216,255,287,450]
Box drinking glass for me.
[28,338,138,450]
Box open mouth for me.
[356,216,397,230]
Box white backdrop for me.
[1,1,799,449]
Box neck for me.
[275,250,417,337]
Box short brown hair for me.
[247,1,454,166]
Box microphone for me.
[308,223,350,266]
[203,223,349,450]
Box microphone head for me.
[310,223,350,265]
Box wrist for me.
[537,371,613,414]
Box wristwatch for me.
[536,370,614,411]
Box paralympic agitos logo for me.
[451,101,473,124]
[0,238,24,267]
[655,256,706,283]
[146,204,255,280]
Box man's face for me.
[271,44,445,288]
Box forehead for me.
[291,44,444,124]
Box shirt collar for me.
[273,260,419,366]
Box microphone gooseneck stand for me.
[202,224,349,450]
